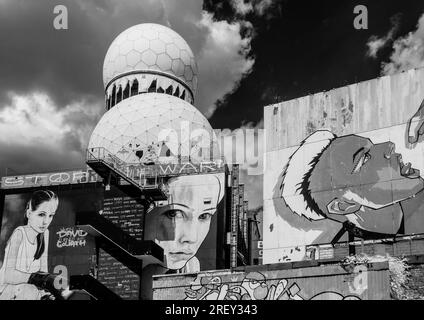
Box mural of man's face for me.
[310,135,424,233]
[144,175,222,270]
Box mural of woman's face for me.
[309,135,424,233]
[27,199,58,234]
[318,135,424,207]
[144,175,222,270]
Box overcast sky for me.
[0,0,424,209]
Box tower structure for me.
[88,23,220,169]
[83,24,228,298]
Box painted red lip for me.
[169,252,194,255]
[168,252,194,260]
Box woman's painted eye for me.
[352,152,371,173]
[165,210,183,219]
[199,212,212,221]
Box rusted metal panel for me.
[152,262,390,300]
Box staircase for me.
[76,211,164,275]
[79,148,170,300]
[69,275,122,300]
[86,147,168,201]
[84,147,226,299]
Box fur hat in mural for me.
[280,130,336,221]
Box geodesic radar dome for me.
[88,93,219,164]
[103,23,198,98]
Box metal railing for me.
[86,147,226,181]
[86,147,160,189]
[260,233,424,263]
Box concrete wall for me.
[152,261,390,300]
[263,67,424,264]
[264,68,424,152]
[404,256,424,299]
[301,234,424,261]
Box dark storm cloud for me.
[207,0,424,129]
[0,0,167,108]
[0,0,259,177]
[0,0,255,116]
[0,91,103,176]
[62,131,84,153]
[0,141,86,175]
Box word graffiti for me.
[184,272,361,300]
[56,227,88,248]
[0,169,101,189]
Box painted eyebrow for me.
[39,211,55,215]
[172,203,189,209]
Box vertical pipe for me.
[348,231,355,255]
[248,218,252,265]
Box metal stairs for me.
[86,147,168,201]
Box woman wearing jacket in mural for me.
[0,190,72,300]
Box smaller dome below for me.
[103,23,198,99]
[88,93,220,165]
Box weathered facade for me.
[263,67,424,264]
[153,261,390,300]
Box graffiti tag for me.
[56,228,88,248]
[184,272,360,301]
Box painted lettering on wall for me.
[56,228,88,248]
[0,169,101,189]
[184,271,360,300]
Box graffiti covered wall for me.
[0,170,229,300]
[139,172,227,300]
[152,261,390,300]
[0,186,101,300]
[263,67,424,264]
[0,187,101,272]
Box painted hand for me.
[407,99,424,144]
[28,272,73,300]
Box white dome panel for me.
[141,49,157,67]
[126,50,141,67]
[134,38,150,53]
[150,39,166,54]
[120,40,133,55]
[157,53,172,71]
